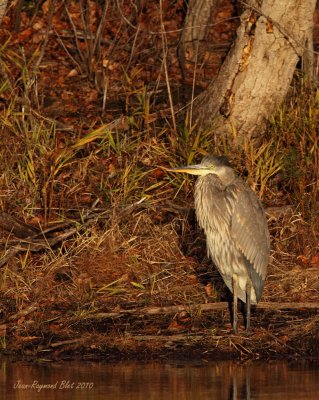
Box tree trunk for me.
[178,0,218,75]
[190,0,316,142]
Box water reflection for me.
[1,358,319,399]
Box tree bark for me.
[0,0,8,25]
[190,0,316,141]
[178,0,218,75]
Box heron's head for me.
[165,155,235,185]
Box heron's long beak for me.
[163,164,206,176]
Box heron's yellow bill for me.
[163,165,208,176]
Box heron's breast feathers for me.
[195,174,270,281]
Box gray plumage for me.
[166,155,270,332]
[195,159,269,304]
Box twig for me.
[55,29,83,74]
[126,23,141,71]
[50,338,83,348]
[260,327,300,354]
[79,0,94,77]
[33,0,56,73]
[93,0,109,57]
[159,0,177,135]
[7,304,39,322]
[64,1,85,64]
[189,39,200,129]
[115,0,137,30]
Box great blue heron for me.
[166,155,270,333]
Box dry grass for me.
[0,2,318,359]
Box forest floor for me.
[0,1,319,361]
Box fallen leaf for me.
[310,254,319,267]
[297,255,309,265]
[67,69,79,78]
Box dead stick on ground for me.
[0,198,146,268]
[0,211,41,238]
[7,304,39,322]
[82,301,319,321]
[132,333,215,342]
[0,226,81,268]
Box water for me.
[1,358,319,399]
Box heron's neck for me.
[211,167,236,187]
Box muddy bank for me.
[1,302,319,362]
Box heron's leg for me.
[232,274,238,334]
[246,281,251,332]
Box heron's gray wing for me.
[229,181,270,280]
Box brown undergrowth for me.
[0,1,318,360]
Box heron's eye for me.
[209,164,215,170]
